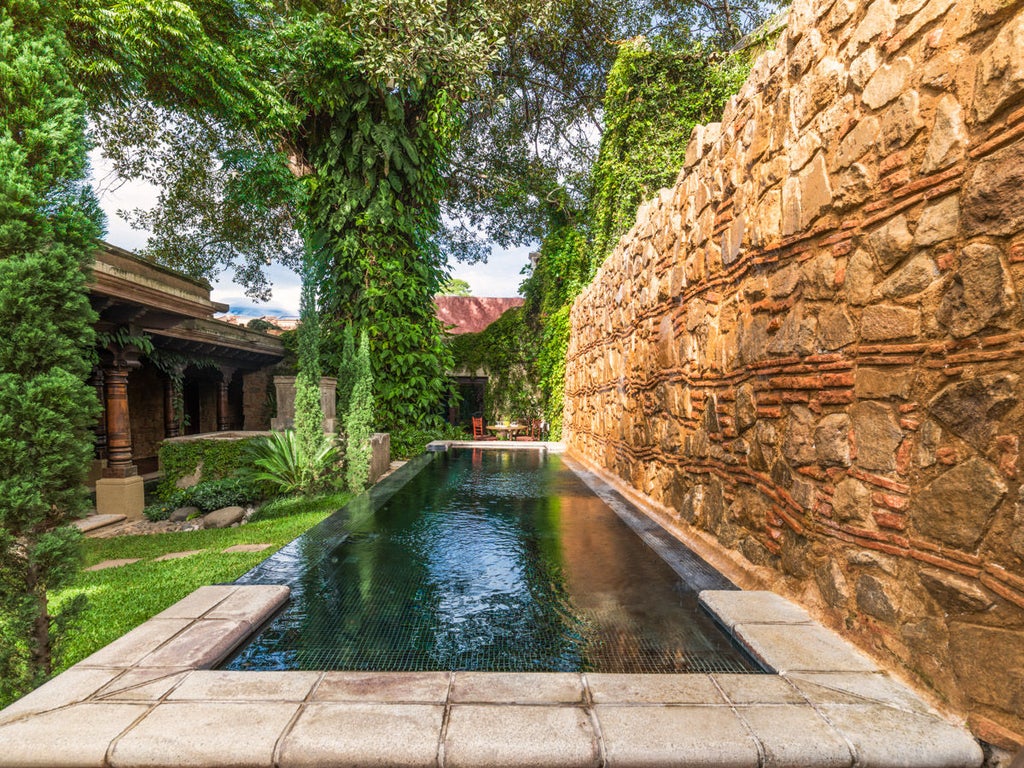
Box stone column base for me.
[95,475,145,520]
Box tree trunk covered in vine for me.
[300,85,455,431]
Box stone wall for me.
[128,366,166,461]
[242,369,274,431]
[565,0,1024,748]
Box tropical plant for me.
[250,430,339,496]
[0,0,102,704]
[344,331,375,493]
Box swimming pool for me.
[226,447,758,674]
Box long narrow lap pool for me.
[226,447,758,674]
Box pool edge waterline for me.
[227,444,755,675]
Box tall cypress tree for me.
[293,259,328,490]
[344,330,374,494]
[0,0,102,704]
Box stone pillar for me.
[271,375,296,430]
[320,377,338,433]
[272,375,337,433]
[95,346,144,519]
[217,367,236,431]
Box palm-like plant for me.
[250,429,339,495]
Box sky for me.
[90,150,534,317]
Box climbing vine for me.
[519,36,755,439]
[448,307,541,422]
[310,82,458,432]
[589,37,751,271]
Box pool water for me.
[226,448,758,674]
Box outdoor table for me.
[487,424,527,440]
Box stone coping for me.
[0,585,982,767]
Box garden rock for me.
[202,506,246,529]
[169,506,200,523]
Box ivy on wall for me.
[448,306,541,422]
[518,36,756,439]
[589,37,750,270]
[157,438,263,499]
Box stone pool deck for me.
[0,584,982,767]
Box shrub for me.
[143,501,176,522]
[187,476,265,513]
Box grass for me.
[51,490,351,674]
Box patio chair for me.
[472,416,498,441]
[515,419,542,442]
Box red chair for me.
[515,419,542,442]
[472,417,498,441]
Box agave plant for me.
[250,429,340,495]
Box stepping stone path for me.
[85,558,140,572]
[153,550,204,562]
[222,543,273,553]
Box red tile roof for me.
[434,296,525,335]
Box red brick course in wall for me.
[565,0,1024,745]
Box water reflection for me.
[226,449,755,673]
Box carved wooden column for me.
[89,367,107,460]
[163,366,184,438]
[95,344,145,520]
[217,367,236,431]
[101,346,141,478]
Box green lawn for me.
[52,491,351,674]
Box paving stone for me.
[445,704,599,768]
[699,590,813,631]
[279,703,443,768]
[221,543,273,553]
[314,671,450,703]
[95,668,191,702]
[0,667,122,724]
[451,672,584,704]
[596,705,759,767]
[75,619,191,669]
[110,701,299,768]
[168,670,320,702]
[137,619,252,669]
[151,585,238,621]
[733,623,879,674]
[85,558,141,572]
[0,702,150,768]
[821,704,984,767]
[785,672,934,714]
[204,584,290,624]
[153,550,203,562]
[73,514,127,533]
[712,673,806,704]
[586,673,725,704]
[737,704,853,767]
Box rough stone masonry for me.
[564,0,1024,749]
